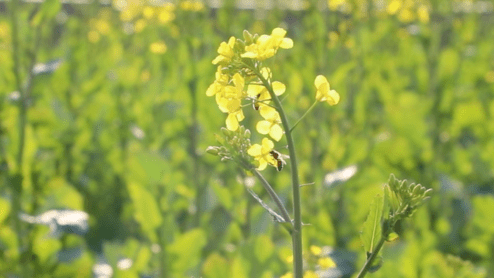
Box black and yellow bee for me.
[270,150,287,171]
[252,93,261,110]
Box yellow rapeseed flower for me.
[158,6,176,24]
[150,41,167,54]
[226,109,245,131]
[280,273,293,278]
[314,75,340,105]
[398,8,414,22]
[247,138,277,170]
[242,28,293,61]
[206,66,229,97]
[387,0,401,15]
[142,6,155,19]
[88,30,100,43]
[417,5,429,23]
[135,19,146,33]
[215,73,244,114]
[310,245,322,256]
[212,36,236,65]
[303,271,318,278]
[257,106,283,141]
[328,0,345,11]
[318,257,337,269]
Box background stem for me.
[10,0,30,276]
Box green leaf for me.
[254,235,274,263]
[168,229,207,274]
[360,194,384,254]
[202,253,229,278]
[211,182,233,210]
[127,182,162,240]
[230,254,249,278]
[136,152,167,184]
[0,197,11,224]
[31,0,62,26]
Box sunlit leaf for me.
[360,194,384,254]
[127,182,162,240]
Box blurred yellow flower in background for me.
[310,245,322,256]
[318,257,336,269]
[150,41,167,54]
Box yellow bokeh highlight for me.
[310,245,322,256]
[150,41,168,54]
[88,30,100,43]
[318,257,337,269]
[485,71,494,83]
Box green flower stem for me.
[289,100,319,133]
[250,169,292,225]
[356,237,386,278]
[257,74,304,278]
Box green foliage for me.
[361,194,384,256]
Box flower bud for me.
[206,146,220,156]
[243,30,253,44]
[235,38,245,51]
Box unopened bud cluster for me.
[206,126,254,168]
[385,174,432,220]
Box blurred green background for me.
[1,0,494,277]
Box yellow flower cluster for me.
[112,0,176,26]
[387,0,430,23]
[206,28,293,170]
[87,10,112,43]
[281,245,337,277]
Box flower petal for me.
[226,113,239,131]
[261,137,274,150]
[256,120,271,134]
[248,144,262,156]
[269,124,283,141]
[272,81,286,96]
[326,89,340,105]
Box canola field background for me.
[1,0,494,277]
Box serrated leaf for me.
[360,194,384,254]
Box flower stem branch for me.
[250,169,292,225]
[356,237,386,278]
[290,100,318,133]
